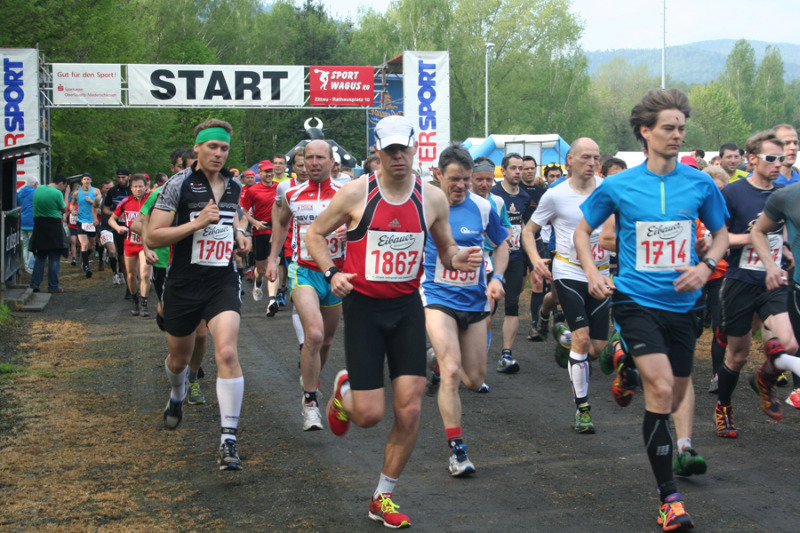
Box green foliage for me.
[718,39,757,126]
[689,83,751,148]
[0,303,10,325]
[753,46,786,130]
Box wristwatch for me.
[324,266,340,284]
[702,257,717,271]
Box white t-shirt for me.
[532,176,608,282]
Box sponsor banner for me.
[310,66,373,106]
[367,74,403,149]
[402,51,450,176]
[128,64,304,107]
[1,48,40,151]
[52,63,122,105]
[3,208,21,281]
[15,155,40,190]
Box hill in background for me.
[586,39,800,84]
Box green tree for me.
[689,83,750,148]
[718,39,757,126]
[754,46,787,130]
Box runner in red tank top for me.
[305,115,483,529]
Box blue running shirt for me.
[580,162,728,312]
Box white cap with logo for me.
[374,115,415,150]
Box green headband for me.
[195,127,231,145]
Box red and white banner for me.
[128,64,304,107]
[1,48,41,187]
[52,63,122,105]
[402,51,450,176]
[309,66,373,106]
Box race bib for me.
[99,230,114,245]
[635,220,691,271]
[128,231,142,245]
[484,252,493,274]
[299,225,344,262]
[365,230,424,282]
[434,246,479,287]
[68,213,77,225]
[191,224,234,267]
[509,224,522,251]
[568,230,608,266]
[739,233,783,271]
[81,222,95,232]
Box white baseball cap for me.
[374,115,415,150]
[333,152,341,165]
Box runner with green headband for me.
[147,118,252,471]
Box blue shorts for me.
[288,262,342,307]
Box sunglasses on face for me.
[756,153,786,164]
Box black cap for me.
[116,167,130,175]
[82,172,92,178]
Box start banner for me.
[310,66,373,106]
[128,64,304,107]
[402,51,450,176]
[52,63,122,105]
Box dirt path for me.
[1,265,798,532]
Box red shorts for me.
[124,242,143,257]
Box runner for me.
[241,160,279,316]
[574,88,728,531]
[66,186,79,265]
[147,119,251,470]
[266,140,344,431]
[109,173,152,317]
[491,153,530,373]
[421,145,508,475]
[522,137,610,434]
[76,173,101,278]
[716,130,800,434]
[305,115,482,528]
[97,179,123,284]
[103,169,133,297]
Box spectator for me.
[30,174,68,293]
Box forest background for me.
[2,0,798,179]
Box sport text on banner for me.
[309,66,373,106]
[128,64,304,107]
[52,63,123,105]
[402,51,450,176]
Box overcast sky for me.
[312,0,800,51]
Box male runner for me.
[522,137,609,434]
[491,153,530,373]
[272,153,290,183]
[422,145,508,475]
[104,168,132,295]
[574,88,728,531]
[147,119,250,470]
[267,140,344,431]
[716,130,799,434]
[76,173,101,278]
[109,174,152,317]
[241,160,279,316]
[97,179,123,284]
[519,155,548,341]
[305,115,481,528]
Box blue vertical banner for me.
[366,74,403,152]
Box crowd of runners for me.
[36,87,800,532]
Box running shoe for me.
[140,299,150,318]
[785,388,800,409]
[245,267,255,282]
[302,400,323,431]
[714,402,737,438]
[553,322,571,348]
[496,353,520,374]
[71,257,76,266]
[673,447,707,477]
[448,443,476,477]
[599,332,622,375]
[573,405,595,434]
[708,374,718,394]
[327,369,350,436]
[277,289,287,307]
[252,281,264,302]
[657,493,694,531]
[266,298,279,317]
[83,265,93,279]
[777,371,790,387]
[749,373,783,421]
[218,439,243,471]
[554,342,570,369]
[163,398,183,429]
[369,494,411,529]
[187,381,205,405]
[471,382,490,393]
[536,311,550,339]
[426,346,440,384]
[526,324,544,342]
[611,358,636,407]
[131,295,140,317]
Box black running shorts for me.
[553,278,610,340]
[253,234,272,262]
[162,272,242,337]
[426,304,488,331]
[720,277,789,337]
[343,290,426,390]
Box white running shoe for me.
[302,400,323,431]
[252,281,264,302]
